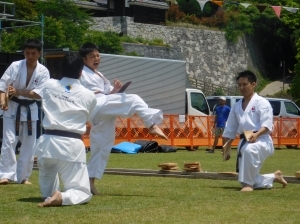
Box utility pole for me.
[280,61,286,91]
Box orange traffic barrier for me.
[83,115,300,149]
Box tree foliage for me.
[0,0,116,52]
[83,31,123,54]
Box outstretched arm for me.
[9,86,41,99]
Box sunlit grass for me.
[0,148,299,224]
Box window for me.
[268,101,281,116]
[191,93,209,115]
[206,99,219,112]
[284,102,300,115]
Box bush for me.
[166,5,186,22]
[83,31,123,54]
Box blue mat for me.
[111,142,142,154]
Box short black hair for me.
[236,70,257,83]
[23,39,42,52]
[79,42,99,58]
[61,52,84,79]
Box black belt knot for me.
[10,96,37,136]
[44,129,82,140]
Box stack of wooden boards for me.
[158,162,202,172]
[158,163,179,171]
[183,162,202,172]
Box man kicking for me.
[35,52,96,206]
[79,42,168,195]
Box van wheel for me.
[185,146,198,151]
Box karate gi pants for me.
[88,93,163,179]
[38,157,92,205]
[0,118,36,183]
[238,139,275,188]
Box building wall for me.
[91,17,265,95]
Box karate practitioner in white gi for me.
[79,42,168,195]
[222,70,287,192]
[35,52,97,207]
[0,39,50,185]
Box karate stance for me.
[222,70,287,192]
[79,42,168,195]
[0,39,50,185]
[35,52,97,207]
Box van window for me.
[207,99,219,112]
[268,101,281,116]
[206,98,230,113]
[191,92,210,115]
[284,102,300,115]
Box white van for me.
[206,96,300,118]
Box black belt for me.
[44,129,82,140]
[10,96,37,136]
[236,131,257,173]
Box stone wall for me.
[91,17,265,95]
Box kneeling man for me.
[35,52,96,206]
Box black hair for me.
[61,52,84,79]
[79,42,99,58]
[236,70,257,83]
[23,39,42,52]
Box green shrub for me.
[83,31,123,54]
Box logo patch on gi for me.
[251,106,256,112]
[33,79,39,85]
[65,85,72,93]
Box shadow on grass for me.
[212,186,275,191]
[101,193,155,197]
[17,197,43,203]
[211,186,241,191]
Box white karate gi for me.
[223,93,275,188]
[0,60,50,183]
[34,78,97,205]
[80,66,163,179]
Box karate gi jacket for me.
[0,59,50,121]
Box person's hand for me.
[224,154,231,161]
[0,100,8,111]
[8,86,19,97]
[248,133,258,143]
[113,79,122,89]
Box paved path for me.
[259,81,291,96]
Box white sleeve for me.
[32,67,50,98]
[0,62,19,92]
[223,105,239,139]
[258,99,273,132]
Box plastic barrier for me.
[82,115,300,148]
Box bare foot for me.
[90,184,101,195]
[0,178,9,185]
[21,180,32,185]
[240,185,254,192]
[274,170,288,188]
[149,125,168,140]
[37,191,62,207]
[90,178,101,195]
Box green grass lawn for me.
[0,148,299,224]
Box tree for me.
[1,0,92,51]
[34,0,92,50]
[83,31,123,54]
